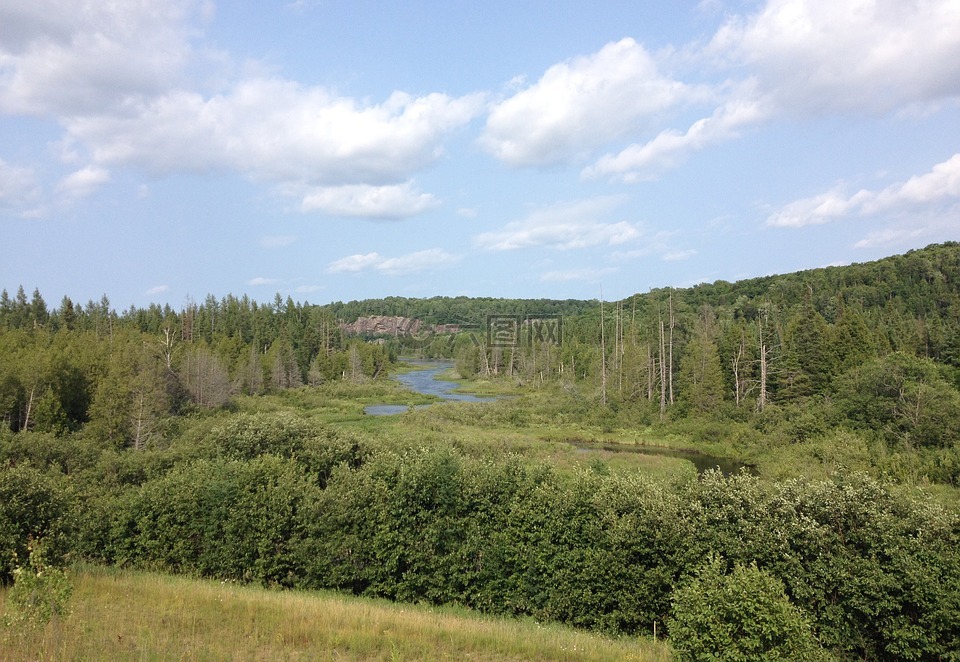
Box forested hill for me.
[656,240,960,325]
[323,296,597,326]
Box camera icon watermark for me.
[486,314,562,348]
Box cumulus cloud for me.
[56,165,110,200]
[480,38,702,167]
[473,196,639,251]
[0,0,204,116]
[709,0,960,114]
[0,2,483,219]
[65,84,484,187]
[145,284,170,296]
[583,92,769,181]
[326,249,459,276]
[768,153,960,228]
[247,276,279,286]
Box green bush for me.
[2,538,72,629]
[204,411,367,486]
[669,559,823,660]
[94,456,320,585]
[0,465,72,583]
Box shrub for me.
[669,559,823,660]
[0,465,72,583]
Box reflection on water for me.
[365,360,496,415]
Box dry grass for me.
[1,566,673,661]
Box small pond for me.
[364,360,496,415]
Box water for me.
[364,360,496,415]
[568,440,752,475]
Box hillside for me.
[0,567,669,661]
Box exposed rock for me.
[339,315,460,337]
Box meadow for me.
[1,566,671,661]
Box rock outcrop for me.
[339,316,460,337]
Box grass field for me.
[1,566,673,661]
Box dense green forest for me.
[3,242,960,659]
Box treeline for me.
[3,414,958,659]
[0,290,392,443]
[324,295,596,326]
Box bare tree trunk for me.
[758,318,768,411]
[732,333,744,407]
[668,290,675,405]
[22,385,36,431]
[659,314,667,418]
[600,288,607,406]
[647,343,654,401]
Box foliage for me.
[2,538,72,630]
[202,411,367,485]
[668,559,823,660]
[0,464,73,583]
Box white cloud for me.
[298,182,439,219]
[247,276,279,286]
[56,165,110,200]
[327,249,459,276]
[709,0,960,114]
[327,252,382,274]
[480,38,702,167]
[583,92,770,181]
[473,196,639,251]
[0,0,205,116]
[853,227,928,249]
[65,84,484,186]
[0,2,484,219]
[62,81,480,218]
[294,284,324,294]
[768,153,960,228]
[584,0,960,183]
[145,284,169,296]
[863,153,960,213]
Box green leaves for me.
[669,559,823,661]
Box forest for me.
[2,242,960,659]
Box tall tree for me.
[678,308,725,414]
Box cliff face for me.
[339,315,460,337]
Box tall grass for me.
[1,566,672,661]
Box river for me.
[364,360,495,415]
[366,360,751,474]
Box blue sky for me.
[2,0,959,309]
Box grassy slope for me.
[1,567,672,661]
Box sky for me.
[1,0,959,310]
